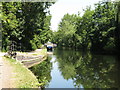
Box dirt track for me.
[0,53,15,89]
[0,49,45,89]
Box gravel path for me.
[0,49,45,88]
[0,52,15,89]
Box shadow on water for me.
[29,56,52,88]
[30,48,120,88]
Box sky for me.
[49,0,113,31]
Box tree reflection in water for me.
[54,49,120,88]
[30,56,52,87]
[30,49,120,88]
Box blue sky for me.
[49,0,113,31]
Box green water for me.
[30,49,120,88]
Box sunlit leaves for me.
[55,14,78,47]
[90,1,115,51]
[53,1,116,51]
[2,2,53,51]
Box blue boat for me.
[45,42,57,51]
[47,45,53,51]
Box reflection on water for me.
[29,56,52,87]
[30,49,120,88]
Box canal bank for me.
[16,49,47,68]
[0,49,47,88]
[0,53,15,89]
[2,57,40,88]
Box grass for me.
[2,48,47,88]
[3,57,40,88]
[17,48,47,56]
[32,49,47,56]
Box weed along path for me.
[0,49,47,88]
[0,52,15,89]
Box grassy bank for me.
[3,57,40,88]
[32,49,47,56]
[17,48,47,56]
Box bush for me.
[30,40,37,50]
[104,38,116,51]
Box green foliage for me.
[30,39,37,50]
[103,37,116,51]
[90,1,115,51]
[114,1,120,52]
[54,13,78,48]
[30,57,52,87]
[53,0,116,52]
[77,7,94,49]
[2,2,22,51]
[1,2,54,51]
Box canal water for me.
[30,49,120,88]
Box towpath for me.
[0,52,15,89]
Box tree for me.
[115,1,120,53]
[52,0,116,53]
[76,7,94,49]
[56,14,78,48]
[1,2,54,51]
[20,2,53,51]
[2,2,22,51]
[90,1,115,51]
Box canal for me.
[30,49,120,88]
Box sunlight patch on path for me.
[0,52,14,89]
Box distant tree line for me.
[52,1,120,53]
[1,2,53,51]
